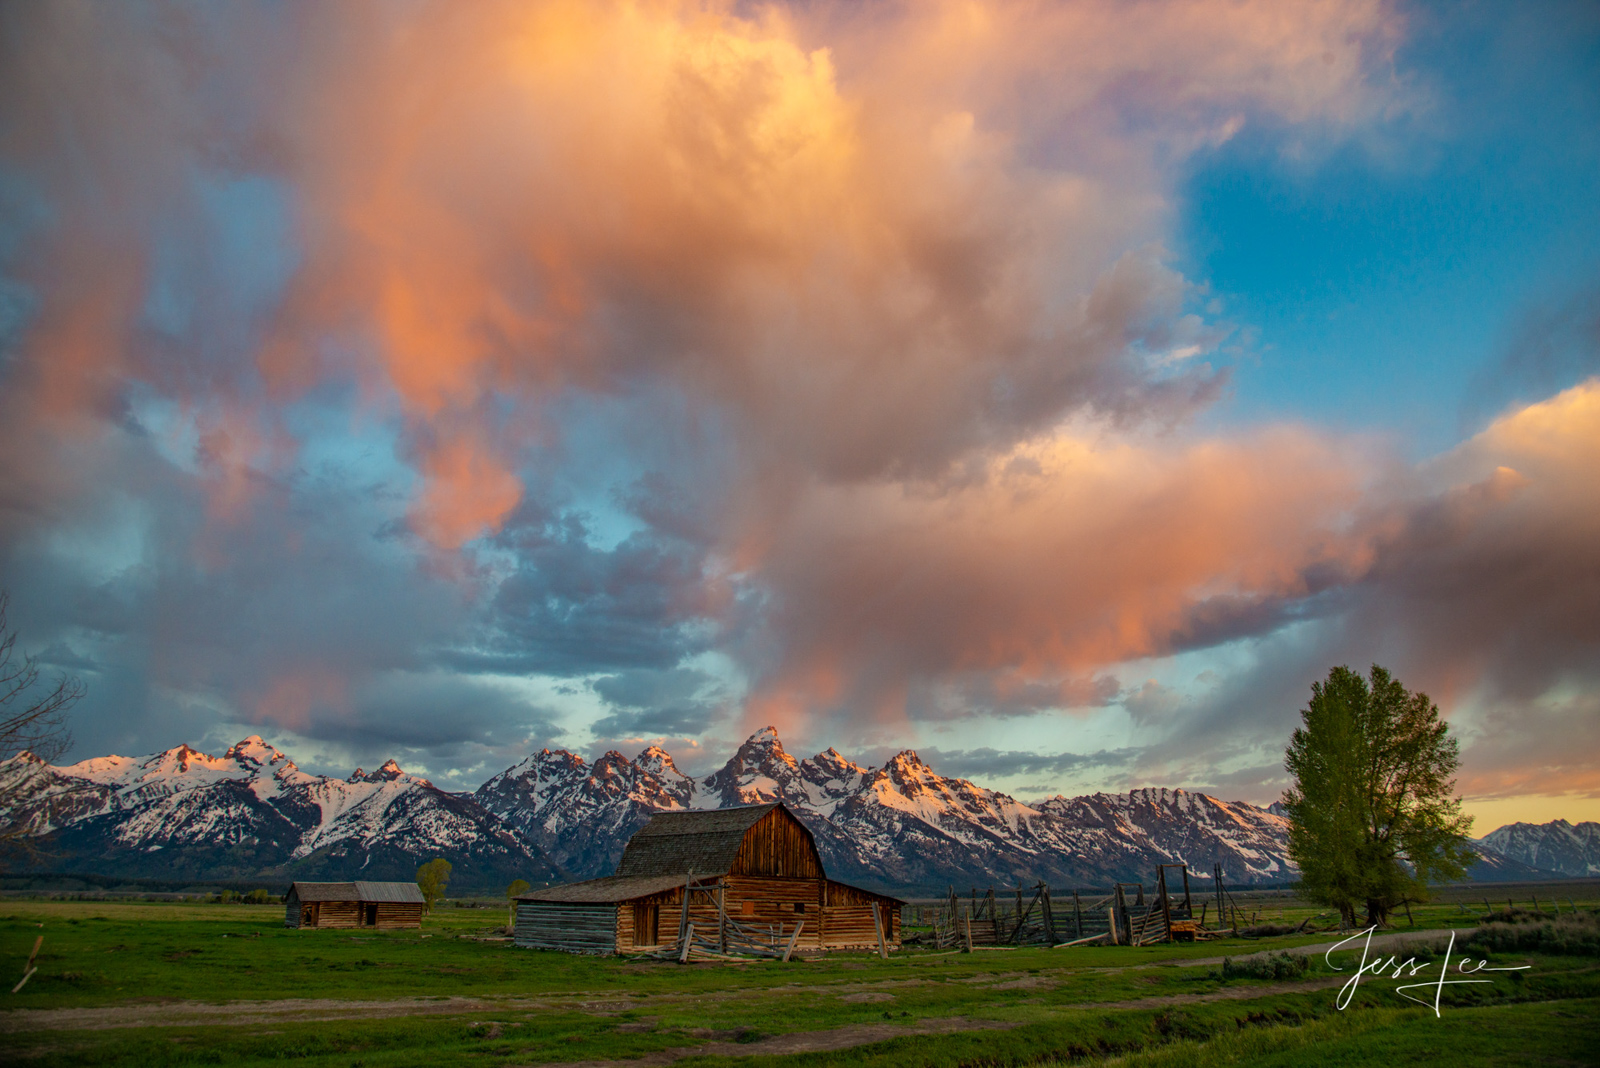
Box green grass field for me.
[1,897,1596,1067]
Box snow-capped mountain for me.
[0,737,559,888]
[9,727,1566,894]
[475,726,1300,891]
[1478,820,1600,877]
[475,745,696,877]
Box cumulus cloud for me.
[730,421,1378,735]
[11,0,1591,820]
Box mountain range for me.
[0,737,557,888]
[1478,819,1600,878]
[0,727,1577,892]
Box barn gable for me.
[615,803,823,879]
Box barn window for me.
[793,902,806,913]
[740,899,755,917]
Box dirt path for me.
[0,995,600,1032]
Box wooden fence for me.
[902,866,1218,948]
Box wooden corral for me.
[284,881,426,929]
[915,865,1218,949]
[516,803,902,957]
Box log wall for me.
[721,876,822,949]
[618,877,899,952]
[284,899,424,929]
[823,880,900,947]
[373,903,424,929]
[515,902,620,954]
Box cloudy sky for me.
[1,1,1595,832]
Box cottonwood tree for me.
[416,857,452,912]
[0,592,86,863]
[1281,664,1474,928]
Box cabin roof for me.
[615,803,787,878]
[517,874,692,904]
[289,881,426,904]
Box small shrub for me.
[1468,912,1600,957]
[1221,951,1311,981]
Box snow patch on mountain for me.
[0,737,557,887]
[1478,819,1600,877]
[474,727,1303,890]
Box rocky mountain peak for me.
[373,759,405,781]
[349,759,407,783]
[700,727,808,806]
[224,736,290,769]
[635,745,685,779]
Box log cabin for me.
[284,881,427,929]
[514,803,902,955]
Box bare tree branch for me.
[0,592,87,867]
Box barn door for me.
[632,903,659,947]
[364,903,379,926]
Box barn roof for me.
[517,874,691,904]
[354,881,427,904]
[289,881,426,904]
[615,803,788,878]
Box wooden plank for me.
[873,904,888,960]
[1053,932,1109,948]
[782,920,804,962]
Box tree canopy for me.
[1281,664,1475,927]
[415,857,452,912]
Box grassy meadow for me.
[1,890,1597,1067]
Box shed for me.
[284,881,427,929]
[515,803,903,955]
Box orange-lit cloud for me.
[726,419,1382,737]
[16,0,1595,824]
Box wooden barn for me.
[284,881,427,929]
[514,803,902,956]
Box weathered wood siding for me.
[729,808,824,879]
[305,900,363,928]
[650,885,727,953]
[515,902,620,955]
[822,881,900,948]
[721,876,822,949]
[623,876,898,952]
[373,903,424,929]
[285,899,423,929]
